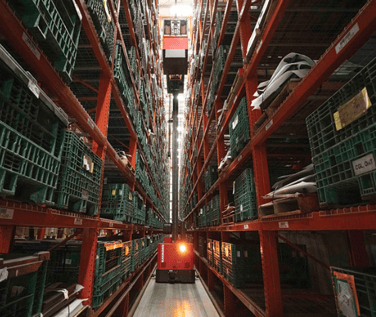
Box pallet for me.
[259,193,319,217]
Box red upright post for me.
[259,230,283,316]
[0,225,15,253]
[348,231,370,267]
[78,228,99,305]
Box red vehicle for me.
[156,237,195,283]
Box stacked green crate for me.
[233,168,257,222]
[0,253,49,317]
[86,0,115,62]
[229,97,250,158]
[145,208,153,227]
[139,237,147,262]
[198,207,206,228]
[121,241,132,280]
[8,0,82,82]
[306,56,376,207]
[212,45,227,92]
[213,240,222,273]
[100,183,133,222]
[132,192,146,224]
[132,238,141,271]
[135,151,150,193]
[211,195,221,226]
[207,238,214,266]
[205,165,218,191]
[222,242,246,288]
[114,42,135,119]
[54,131,102,215]
[128,46,139,87]
[92,241,123,308]
[0,45,68,204]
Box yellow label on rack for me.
[125,246,129,256]
[334,87,371,131]
[112,189,116,196]
[129,193,133,200]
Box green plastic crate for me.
[0,122,61,204]
[86,0,115,62]
[233,168,257,221]
[229,97,250,158]
[54,131,102,215]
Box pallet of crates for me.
[306,56,376,208]
[233,168,258,222]
[128,46,139,88]
[213,240,222,273]
[132,238,141,272]
[199,236,206,257]
[145,208,153,227]
[132,192,146,225]
[211,195,221,226]
[229,97,250,158]
[205,203,212,227]
[0,44,68,204]
[207,238,214,266]
[7,0,82,82]
[331,266,376,317]
[86,0,115,63]
[205,165,218,191]
[0,252,49,317]
[222,242,246,288]
[113,41,135,119]
[54,131,102,215]
[92,241,123,308]
[100,183,133,222]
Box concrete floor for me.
[132,275,220,317]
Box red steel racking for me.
[182,0,376,316]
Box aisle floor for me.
[132,274,220,317]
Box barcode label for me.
[74,218,83,225]
[335,23,359,54]
[0,208,14,220]
[265,119,273,131]
[22,33,40,60]
[279,221,289,229]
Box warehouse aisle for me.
[133,274,220,317]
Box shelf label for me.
[74,218,83,225]
[244,224,249,229]
[265,119,273,131]
[335,23,359,54]
[22,33,40,60]
[87,118,95,129]
[109,222,114,227]
[353,153,375,176]
[279,221,289,229]
[0,208,14,220]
